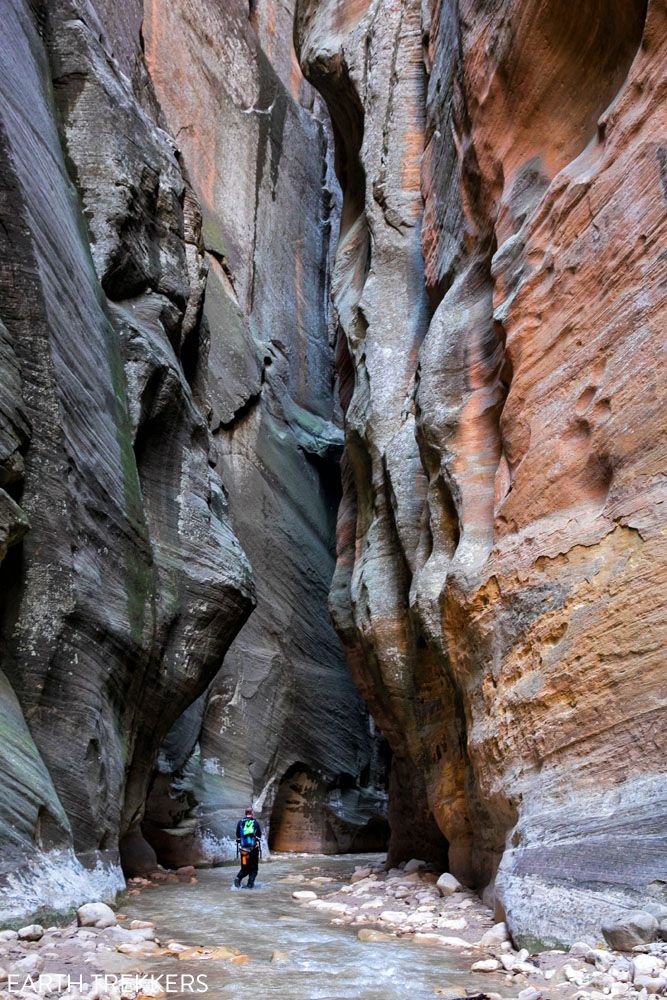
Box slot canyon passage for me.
[0,0,666,996]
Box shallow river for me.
[116,854,511,1000]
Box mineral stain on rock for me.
[0,0,665,961]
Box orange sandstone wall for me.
[296,0,667,946]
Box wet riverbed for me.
[110,854,514,999]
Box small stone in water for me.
[357,928,390,942]
[351,868,372,883]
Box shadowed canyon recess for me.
[0,0,665,958]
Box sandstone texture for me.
[138,0,388,861]
[296,0,667,946]
[0,0,254,920]
[0,0,384,922]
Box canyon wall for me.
[0,0,384,923]
[296,0,667,947]
[138,0,387,863]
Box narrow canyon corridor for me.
[0,0,665,997]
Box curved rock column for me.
[297,0,667,944]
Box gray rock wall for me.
[0,0,386,921]
[139,0,387,860]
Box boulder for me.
[17,925,43,941]
[292,890,317,901]
[603,912,659,951]
[633,977,667,994]
[633,955,665,979]
[403,859,427,874]
[77,902,117,929]
[569,941,595,958]
[436,873,463,897]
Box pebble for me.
[479,922,510,948]
[379,911,409,924]
[414,933,470,948]
[357,928,390,942]
[117,940,160,957]
[518,989,543,1000]
[11,953,44,974]
[308,900,351,914]
[437,916,467,931]
[471,959,501,972]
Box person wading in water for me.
[234,807,262,888]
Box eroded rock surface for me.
[296,0,667,945]
[139,0,387,861]
[0,0,256,919]
[0,0,385,921]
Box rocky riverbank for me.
[0,869,227,1000]
[1,858,666,1000]
[290,861,667,1000]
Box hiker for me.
[234,807,262,888]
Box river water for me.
[115,854,512,999]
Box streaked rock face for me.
[0,0,254,917]
[296,0,666,945]
[140,0,387,861]
[0,0,383,919]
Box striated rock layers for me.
[296,0,666,946]
[0,0,384,922]
[0,0,254,921]
[138,0,387,864]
